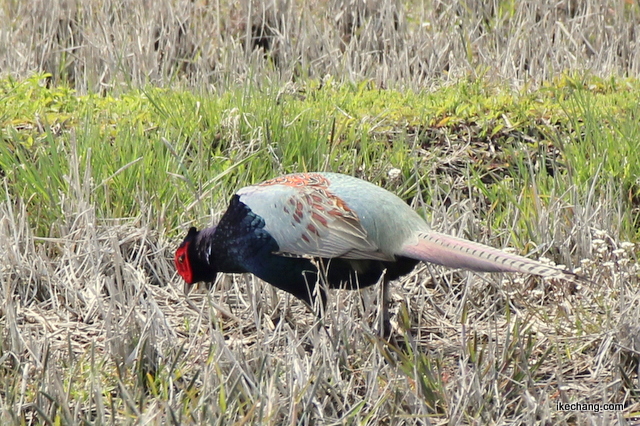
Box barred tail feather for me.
[399,231,580,282]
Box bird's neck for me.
[189,226,217,269]
[198,226,246,274]
[190,226,257,275]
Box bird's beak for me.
[183,281,193,296]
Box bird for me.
[175,172,581,334]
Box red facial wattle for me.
[174,243,194,284]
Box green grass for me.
[3,73,640,239]
[1,73,640,424]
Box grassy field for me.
[2,0,639,91]
[1,1,640,425]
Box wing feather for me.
[237,178,393,261]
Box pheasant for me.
[175,172,580,333]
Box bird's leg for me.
[307,258,329,335]
[378,271,392,339]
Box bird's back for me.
[237,172,429,259]
[316,172,429,253]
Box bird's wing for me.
[398,231,581,281]
[237,174,394,261]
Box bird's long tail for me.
[398,231,581,282]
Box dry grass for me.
[2,0,640,424]
[0,0,638,91]
[1,138,639,423]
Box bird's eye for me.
[178,255,185,263]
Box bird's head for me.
[175,226,217,290]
